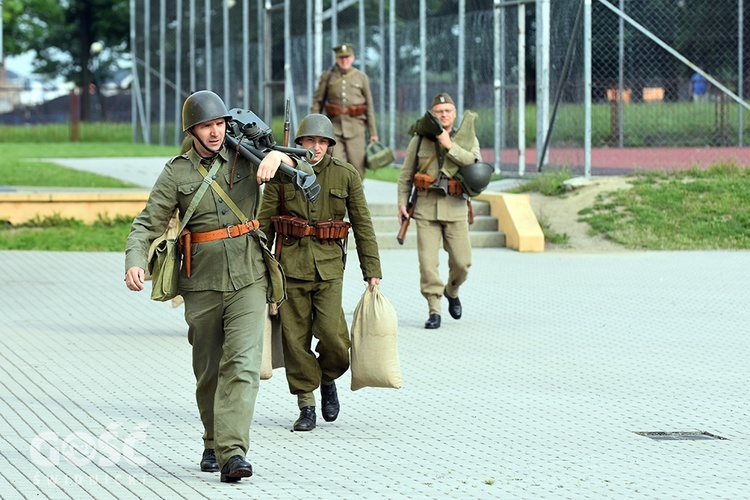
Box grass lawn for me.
[1,124,749,251]
[578,164,750,249]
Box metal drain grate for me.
[634,431,728,441]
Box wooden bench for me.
[642,87,664,103]
[606,88,631,104]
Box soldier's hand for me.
[436,129,452,150]
[269,303,279,317]
[370,135,379,143]
[258,151,293,184]
[366,277,380,291]
[125,267,146,292]
[397,206,409,224]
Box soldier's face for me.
[299,136,331,163]
[189,118,226,156]
[432,104,456,130]
[336,54,354,71]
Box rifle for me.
[224,107,321,202]
[269,99,291,319]
[397,186,418,245]
[283,98,291,147]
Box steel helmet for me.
[294,113,336,146]
[182,90,231,132]
[454,162,494,197]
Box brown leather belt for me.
[191,219,260,243]
[414,172,464,195]
[324,103,367,118]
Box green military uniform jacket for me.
[126,146,272,292]
[257,154,382,282]
[311,67,377,140]
[397,131,481,222]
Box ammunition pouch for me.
[271,215,310,238]
[271,215,351,243]
[346,105,367,117]
[324,103,367,118]
[413,173,436,191]
[447,178,464,196]
[313,219,351,242]
[414,173,464,197]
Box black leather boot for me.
[425,314,441,329]
[293,406,317,431]
[220,455,253,483]
[200,448,219,472]
[321,382,340,422]
[444,288,462,319]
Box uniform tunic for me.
[258,153,382,408]
[126,145,271,468]
[397,130,481,315]
[311,67,377,179]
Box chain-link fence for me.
[128,0,524,166]
[548,0,749,156]
[6,1,746,171]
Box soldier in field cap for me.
[333,43,354,57]
[433,93,454,106]
[397,92,482,330]
[311,42,378,180]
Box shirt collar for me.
[186,143,229,169]
[313,154,332,174]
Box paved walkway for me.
[1,158,749,498]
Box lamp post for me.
[89,41,104,121]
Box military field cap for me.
[432,93,455,107]
[333,43,355,57]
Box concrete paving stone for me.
[1,248,750,498]
[2,158,750,498]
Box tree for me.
[2,0,59,58]
[4,0,130,121]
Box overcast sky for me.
[4,52,35,77]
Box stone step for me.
[349,229,505,250]
[366,200,492,217]
[351,199,504,250]
[367,213,498,233]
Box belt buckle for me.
[225,224,235,239]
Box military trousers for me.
[332,125,367,180]
[183,280,266,468]
[279,277,350,409]
[415,218,472,315]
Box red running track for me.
[496,147,750,175]
[396,147,750,175]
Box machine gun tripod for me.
[225,108,321,203]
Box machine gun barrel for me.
[224,107,320,202]
[274,145,315,162]
[224,134,320,203]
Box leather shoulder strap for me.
[179,159,222,233]
[196,163,249,223]
[321,66,336,106]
